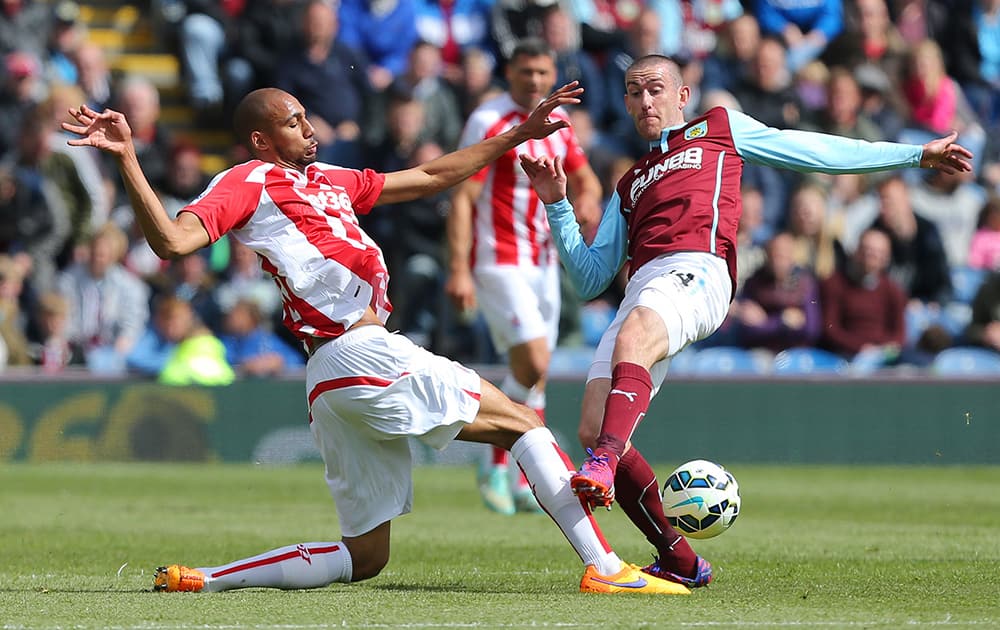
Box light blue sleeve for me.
[545,194,628,301]
[726,108,923,173]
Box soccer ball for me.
[662,459,740,540]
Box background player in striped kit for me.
[63,84,690,595]
[521,54,973,588]
[445,38,602,515]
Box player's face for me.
[624,62,690,140]
[506,53,556,110]
[262,94,318,170]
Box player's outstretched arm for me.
[919,131,974,174]
[63,105,210,258]
[377,82,583,205]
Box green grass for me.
[1,463,999,629]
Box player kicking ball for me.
[63,83,690,595]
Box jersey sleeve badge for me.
[684,121,708,140]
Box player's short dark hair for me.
[509,37,556,63]
[626,54,684,88]
[233,88,278,152]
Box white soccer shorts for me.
[474,263,560,353]
[587,251,732,395]
[306,325,482,537]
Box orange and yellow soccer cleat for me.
[580,562,691,595]
[153,565,206,592]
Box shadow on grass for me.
[372,582,528,594]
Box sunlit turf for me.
[1,463,998,629]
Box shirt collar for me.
[649,121,687,153]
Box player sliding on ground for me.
[63,84,690,595]
[520,54,974,589]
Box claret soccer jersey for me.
[546,107,924,300]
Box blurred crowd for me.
[3,0,1000,380]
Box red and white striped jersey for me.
[461,92,588,268]
[181,160,389,342]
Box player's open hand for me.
[62,104,135,157]
[517,82,583,141]
[920,131,974,174]
[519,154,568,204]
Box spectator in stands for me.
[234,0,308,92]
[414,0,495,83]
[733,232,822,353]
[909,166,987,268]
[732,36,803,130]
[375,141,451,346]
[785,182,846,279]
[0,160,64,296]
[968,196,1000,270]
[823,0,907,82]
[827,172,879,253]
[46,83,111,241]
[964,270,1000,351]
[107,76,173,204]
[454,45,503,118]
[870,173,952,305]
[337,0,418,93]
[27,290,85,371]
[221,297,304,377]
[157,306,234,386]
[540,4,606,127]
[174,0,254,118]
[898,39,986,177]
[0,253,30,367]
[820,227,906,359]
[805,66,884,142]
[44,0,84,86]
[57,222,149,373]
[214,237,282,322]
[492,0,578,61]
[854,62,905,142]
[9,103,90,280]
[273,0,369,169]
[390,41,464,151]
[72,41,112,112]
[0,51,46,156]
[736,182,768,291]
[755,0,842,72]
[654,0,743,62]
[0,0,53,59]
[148,252,222,333]
[702,14,760,94]
[126,294,197,377]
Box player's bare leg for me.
[153,523,388,592]
[458,379,689,594]
[571,306,667,507]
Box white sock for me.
[198,542,353,592]
[510,427,622,576]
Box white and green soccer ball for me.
[662,459,741,540]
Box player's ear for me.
[678,85,691,111]
[250,130,268,153]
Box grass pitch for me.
[1,462,998,629]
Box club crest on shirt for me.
[684,121,708,140]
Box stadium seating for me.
[931,347,1000,376]
[687,346,772,376]
[772,347,849,375]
